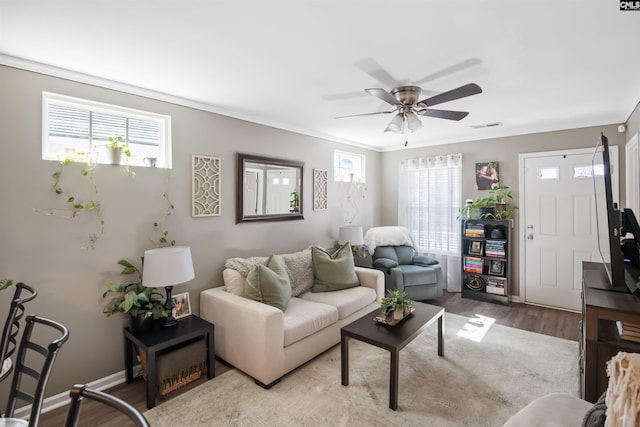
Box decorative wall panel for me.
[313,168,328,211]
[192,155,221,217]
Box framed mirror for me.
[236,153,304,223]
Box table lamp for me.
[143,246,194,327]
[338,225,364,256]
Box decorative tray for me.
[374,308,415,326]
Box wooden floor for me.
[37,292,581,426]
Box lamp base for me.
[162,285,178,328]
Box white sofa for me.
[200,250,384,388]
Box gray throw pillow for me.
[311,243,359,292]
[244,255,292,311]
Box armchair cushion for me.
[311,243,359,292]
[397,265,439,286]
[413,255,439,266]
[245,255,292,311]
[372,258,398,269]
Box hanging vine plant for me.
[34,153,105,250]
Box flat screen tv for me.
[592,132,640,296]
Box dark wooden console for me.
[581,261,640,402]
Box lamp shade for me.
[338,225,364,246]
[384,113,404,133]
[143,246,195,288]
[406,112,423,132]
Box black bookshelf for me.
[461,219,511,305]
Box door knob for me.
[527,234,534,240]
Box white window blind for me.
[43,92,172,168]
[398,154,462,254]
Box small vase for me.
[392,310,404,321]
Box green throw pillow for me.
[245,255,292,311]
[311,243,359,292]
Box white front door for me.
[519,147,619,311]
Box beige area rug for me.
[144,312,580,427]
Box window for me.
[398,154,462,254]
[334,150,365,182]
[43,92,172,168]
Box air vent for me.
[471,122,503,129]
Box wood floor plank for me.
[37,292,581,426]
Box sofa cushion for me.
[373,246,398,263]
[311,243,359,292]
[300,286,376,320]
[281,247,314,297]
[225,256,267,276]
[397,265,439,286]
[223,269,246,296]
[283,298,338,347]
[502,393,592,427]
[395,246,415,265]
[245,255,292,311]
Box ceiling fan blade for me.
[354,58,400,88]
[336,110,394,119]
[417,109,469,121]
[413,58,482,86]
[419,83,482,107]
[365,88,401,106]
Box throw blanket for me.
[363,226,415,254]
[605,352,640,427]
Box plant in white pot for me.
[106,136,131,165]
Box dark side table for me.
[124,315,215,409]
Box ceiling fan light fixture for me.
[406,112,423,132]
[384,113,404,133]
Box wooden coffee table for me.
[340,301,444,410]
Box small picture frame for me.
[468,240,484,255]
[172,292,191,319]
[488,259,505,276]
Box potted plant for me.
[106,136,132,165]
[102,258,167,332]
[457,186,518,221]
[488,185,518,219]
[380,289,413,321]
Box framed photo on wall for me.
[171,292,192,319]
[475,161,499,190]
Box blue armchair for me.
[371,245,444,301]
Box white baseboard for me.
[14,365,141,418]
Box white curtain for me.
[398,154,462,292]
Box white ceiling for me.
[1,1,639,152]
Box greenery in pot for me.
[457,185,518,220]
[102,259,167,319]
[380,289,412,317]
[106,136,132,158]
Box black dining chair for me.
[0,283,37,382]
[2,315,69,426]
[64,384,150,427]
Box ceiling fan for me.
[338,83,482,146]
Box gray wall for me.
[627,100,640,139]
[0,65,380,397]
[380,125,628,299]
